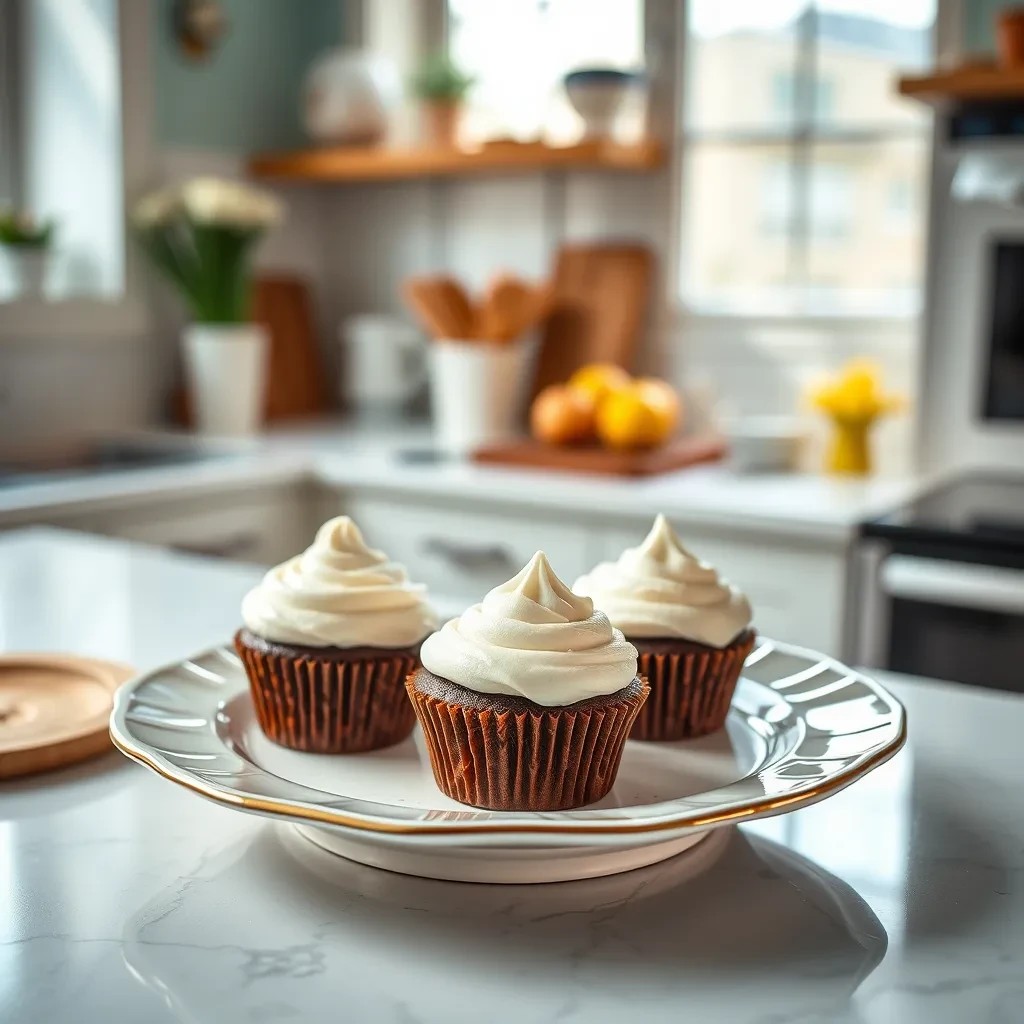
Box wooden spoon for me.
[481,274,545,342]
[432,275,477,339]
[402,277,453,338]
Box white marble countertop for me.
[0,418,925,542]
[1,529,1020,1023]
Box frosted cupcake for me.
[407,552,647,811]
[236,516,438,754]
[574,515,754,740]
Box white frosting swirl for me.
[573,515,752,647]
[419,551,637,706]
[241,516,438,648]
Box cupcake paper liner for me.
[235,632,418,753]
[407,675,649,811]
[632,631,756,741]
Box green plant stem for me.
[136,220,260,324]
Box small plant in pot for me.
[133,178,283,436]
[0,208,55,299]
[410,54,474,147]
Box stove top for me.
[862,473,1024,564]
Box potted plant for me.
[0,209,55,298]
[133,177,282,436]
[410,54,474,147]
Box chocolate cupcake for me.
[574,515,755,741]
[236,516,438,754]
[408,552,647,811]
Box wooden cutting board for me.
[0,654,135,779]
[251,274,329,420]
[473,435,727,478]
[531,243,654,397]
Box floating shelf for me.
[898,64,1024,105]
[247,139,664,184]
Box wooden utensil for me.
[403,277,453,338]
[433,276,477,338]
[531,243,654,396]
[0,654,135,779]
[251,275,329,420]
[403,275,478,339]
[480,274,533,342]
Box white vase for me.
[428,337,537,455]
[183,324,268,437]
[0,245,49,298]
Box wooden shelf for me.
[247,139,664,184]
[898,64,1024,105]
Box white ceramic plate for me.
[110,639,905,883]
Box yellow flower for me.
[810,360,905,423]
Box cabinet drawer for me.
[343,495,594,602]
[597,526,845,655]
[58,488,307,566]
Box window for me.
[810,163,853,239]
[0,0,124,302]
[0,2,21,207]
[884,177,914,233]
[772,70,836,123]
[681,0,936,318]
[760,161,793,237]
[448,0,644,145]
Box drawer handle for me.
[422,537,517,573]
[170,532,261,561]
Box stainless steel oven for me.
[856,476,1024,695]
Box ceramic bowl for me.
[563,68,643,138]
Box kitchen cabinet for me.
[338,489,848,655]
[24,484,311,566]
[343,492,602,601]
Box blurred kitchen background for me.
[1,0,1022,693]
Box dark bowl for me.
[563,67,645,88]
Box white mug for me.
[341,315,426,409]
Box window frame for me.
[677,1,937,325]
[0,0,152,341]
[0,0,24,208]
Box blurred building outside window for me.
[681,0,936,319]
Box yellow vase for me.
[825,418,873,476]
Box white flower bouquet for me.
[133,178,283,323]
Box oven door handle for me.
[880,556,1024,616]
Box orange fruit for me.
[596,387,669,451]
[567,363,632,407]
[530,385,596,445]
[633,378,682,436]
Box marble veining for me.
[0,531,1022,1024]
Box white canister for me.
[183,323,268,437]
[341,315,426,410]
[428,338,537,455]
